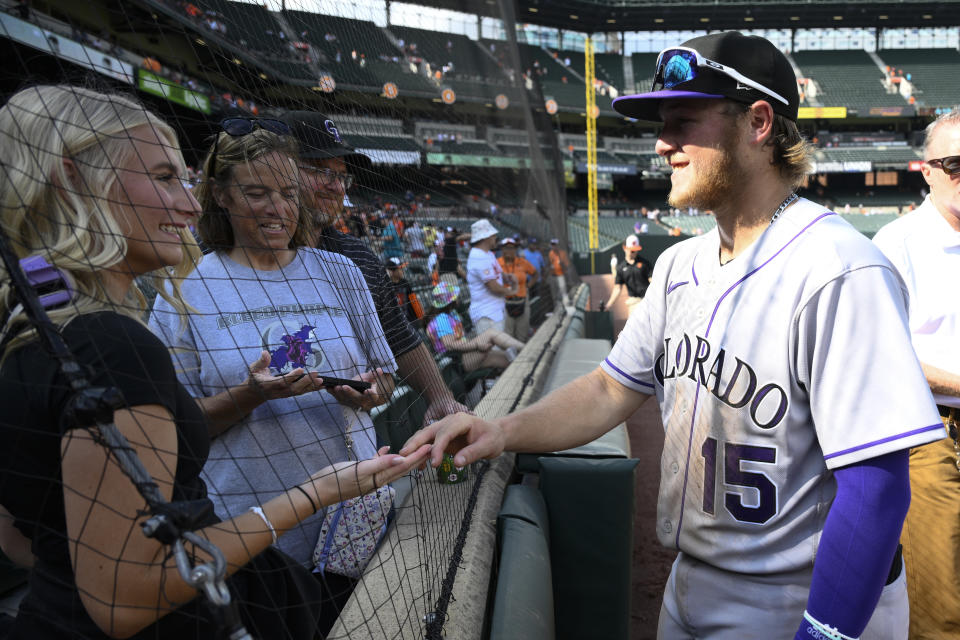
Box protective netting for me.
[0,1,572,638]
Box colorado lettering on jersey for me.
[654,333,789,430]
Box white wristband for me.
[802,611,858,640]
[249,506,277,544]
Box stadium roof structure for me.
[422,0,960,34]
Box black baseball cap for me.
[612,32,799,123]
[384,257,407,269]
[280,111,371,169]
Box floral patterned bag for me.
[312,408,395,578]
[312,484,395,578]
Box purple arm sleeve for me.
[794,449,910,639]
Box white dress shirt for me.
[874,196,960,407]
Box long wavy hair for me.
[0,85,200,355]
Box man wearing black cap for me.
[402,32,942,640]
[281,111,468,421]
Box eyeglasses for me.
[298,165,355,190]
[926,155,960,176]
[653,46,789,107]
[209,118,292,177]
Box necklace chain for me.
[719,193,799,266]
[770,192,799,225]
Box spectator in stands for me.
[548,238,570,306]
[425,283,523,372]
[427,244,442,284]
[438,225,467,286]
[385,257,424,326]
[523,236,546,279]
[149,119,399,634]
[406,219,426,257]
[873,108,960,640]
[422,222,434,248]
[466,219,517,333]
[602,234,653,317]
[0,84,426,640]
[382,212,404,259]
[497,238,538,342]
[281,110,469,426]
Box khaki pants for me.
[503,298,530,342]
[625,296,644,317]
[900,420,960,640]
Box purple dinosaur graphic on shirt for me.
[269,324,316,372]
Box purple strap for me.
[19,255,72,309]
[794,449,910,639]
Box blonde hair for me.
[0,85,200,354]
[193,128,313,251]
[722,100,814,189]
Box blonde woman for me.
[148,119,398,630]
[0,85,427,640]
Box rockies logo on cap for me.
[324,120,342,144]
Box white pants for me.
[554,275,569,306]
[658,552,908,640]
[472,316,504,335]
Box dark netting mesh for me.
[0,1,574,638]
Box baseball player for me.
[603,234,653,316]
[873,108,960,639]
[403,32,945,639]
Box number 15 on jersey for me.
[701,437,778,524]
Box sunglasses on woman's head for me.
[220,117,290,137]
[926,155,960,176]
[209,118,292,178]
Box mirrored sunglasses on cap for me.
[653,46,789,107]
[220,117,291,137]
[927,154,960,176]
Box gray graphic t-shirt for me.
[149,249,395,566]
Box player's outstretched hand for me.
[399,412,506,468]
[304,444,432,504]
[422,397,472,427]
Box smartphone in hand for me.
[286,373,372,392]
[319,376,372,392]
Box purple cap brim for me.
[612,90,725,121]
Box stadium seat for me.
[490,485,554,640]
[879,48,960,109]
[491,458,639,640]
[793,50,908,113]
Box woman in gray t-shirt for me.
[149,124,395,577]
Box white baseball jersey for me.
[601,197,944,574]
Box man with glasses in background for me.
[401,32,944,639]
[873,108,960,639]
[282,111,469,424]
